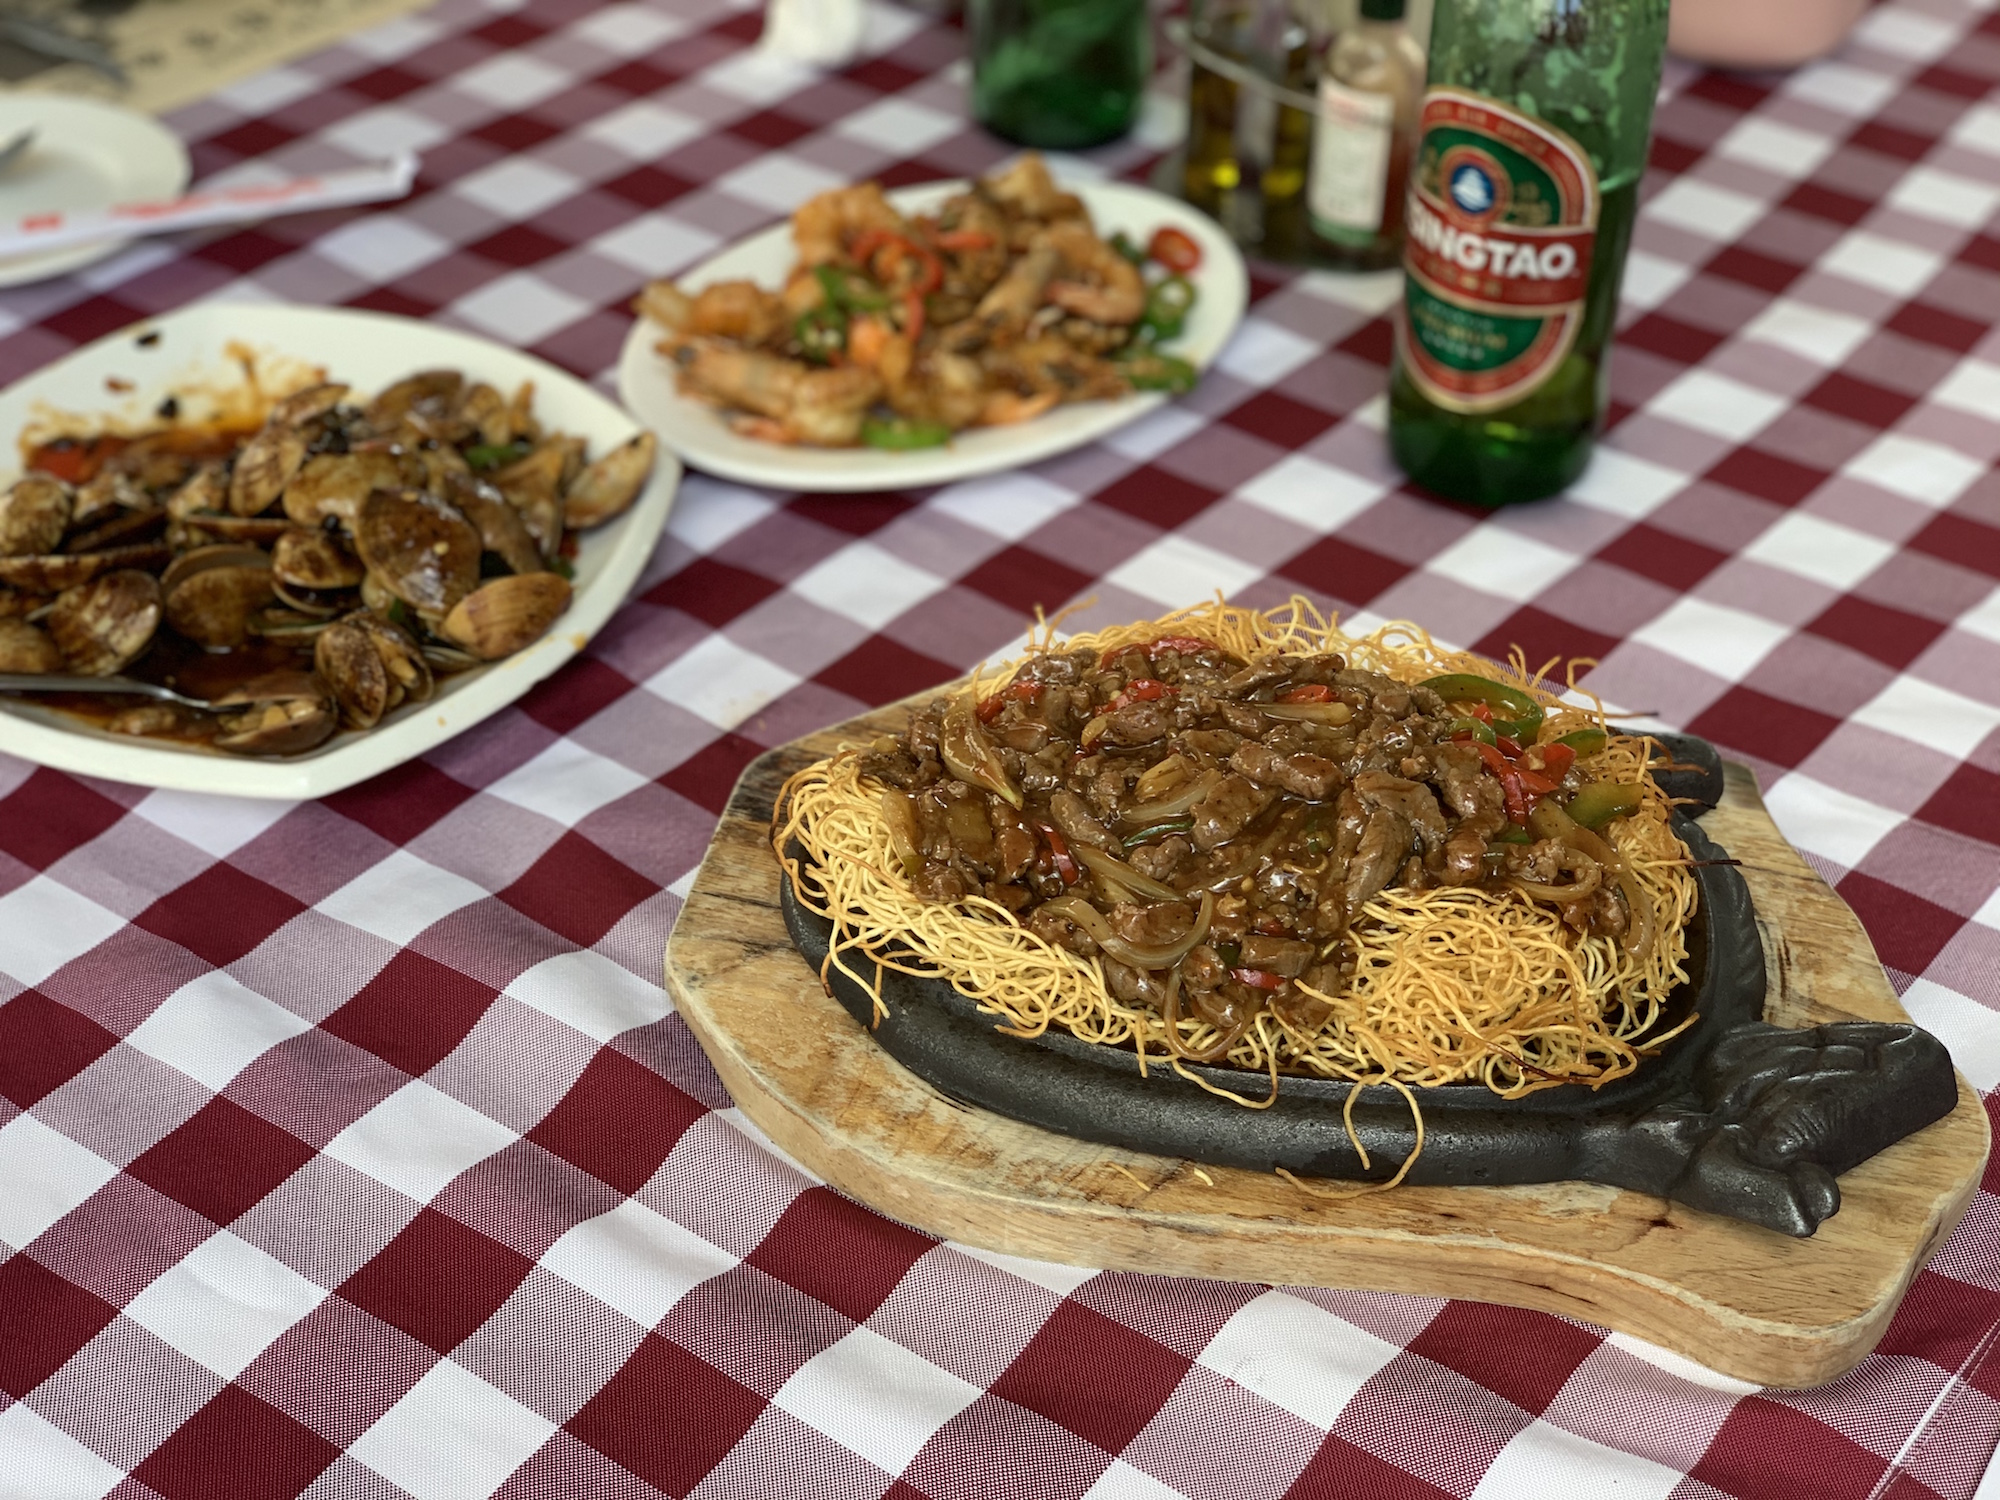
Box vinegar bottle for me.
[1307,0,1425,270]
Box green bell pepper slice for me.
[1123,817,1194,849]
[1417,673,1545,742]
[861,417,953,450]
[1552,727,1609,757]
[1567,781,1642,830]
[1140,275,1196,341]
[1491,826,1534,845]
[1121,352,1198,394]
[1447,716,1497,746]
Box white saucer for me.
[0,94,190,286]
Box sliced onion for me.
[1132,753,1189,803]
[1039,889,1215,970]
[1121,768,1222,828]
[1073,843,1182,902]
[881,789,921,879]
[1261,701,1353,724]
[1163,961,1252,1062]
[1080,712,1111,746]
[1530,800,1655,964]
[1509,847,1601,905]
[941,697,1021,807]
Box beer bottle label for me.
[1399,87,1599,414]
[1309,78,1394,233]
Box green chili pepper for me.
[1553,727,1609,757]
[550,555,576,582]
[861,417,953,450]
[1213,940,1242,968]
[795,304,847,363]
[1492,826,1534,845]
[814,263,887,313]
[464,440,529,472]
[1417,674,1545,742]
[1447,716,1498,746]
[1567,781,1642,829]
[1108,230,1147,265]
[1121,353,1198,394]
[1141,275,1196,341]
[1122,817,1194,848]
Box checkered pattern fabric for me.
[0,0,1997,1495]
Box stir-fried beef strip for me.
[859,638,1633,1029]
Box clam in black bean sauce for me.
[859,639,1644,1050]
[0,370,656,755]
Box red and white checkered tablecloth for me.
[1,0,1998,1495]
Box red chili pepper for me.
[901,288,925,344]
[933,229,994,252]
[1104,678,1174,713]
[1514,766,1560,796]
[1037,823,1080,886]
[977,681,1041,723]
[1231,967,1287,991]
[847,227,894,264]
[1474,741,1533,825]
[1278,684,1333,703]
[1148,226,1203,274]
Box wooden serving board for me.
[663,704,1990,1388]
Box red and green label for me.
[1399,88,1600,413]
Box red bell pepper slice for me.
[1104,678,1173,714]
[1147,226,1202,273]
[1231,967,1287,991]
[1036,823,1080,886]
[1474,740,1533,825]
[976,681,1041,723]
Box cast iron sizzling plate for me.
[781,735,1957,1235]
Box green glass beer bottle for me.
[1387,0,1670,505]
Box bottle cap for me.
[1359,0,1404,19]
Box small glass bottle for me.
[1307,0,1424,270]
[968,0,1150,151]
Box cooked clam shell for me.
[0,617,61,673]
[165,462,230,520]
[272,527,364,591]
[266,381,349,430]
[0,542,171,593]
[366,370,462,434]
[315,617,389,729]
[211,671,337,756]
[564,431,656,529]
[281,451,402,529]
[228,424,308,516]
[0,475,72,558]
[162,544,275,649]
[447,475,543,577]
[47,570,162,676]
[439,571,571,660]
[353,490,481,616]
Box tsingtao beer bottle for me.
[1387,0,1670,505]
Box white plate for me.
[617,176,1248,493]
[0,303,683,800]
[0,95,189,286]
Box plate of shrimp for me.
[616,155,1247,493]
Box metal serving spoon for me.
[0,673,210,707]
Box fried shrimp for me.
[637,153,1207,447]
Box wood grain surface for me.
[663,703,1990,1388]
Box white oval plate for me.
[617,175,1247,493]
[0,302,682,800]
[0,95,190,287]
